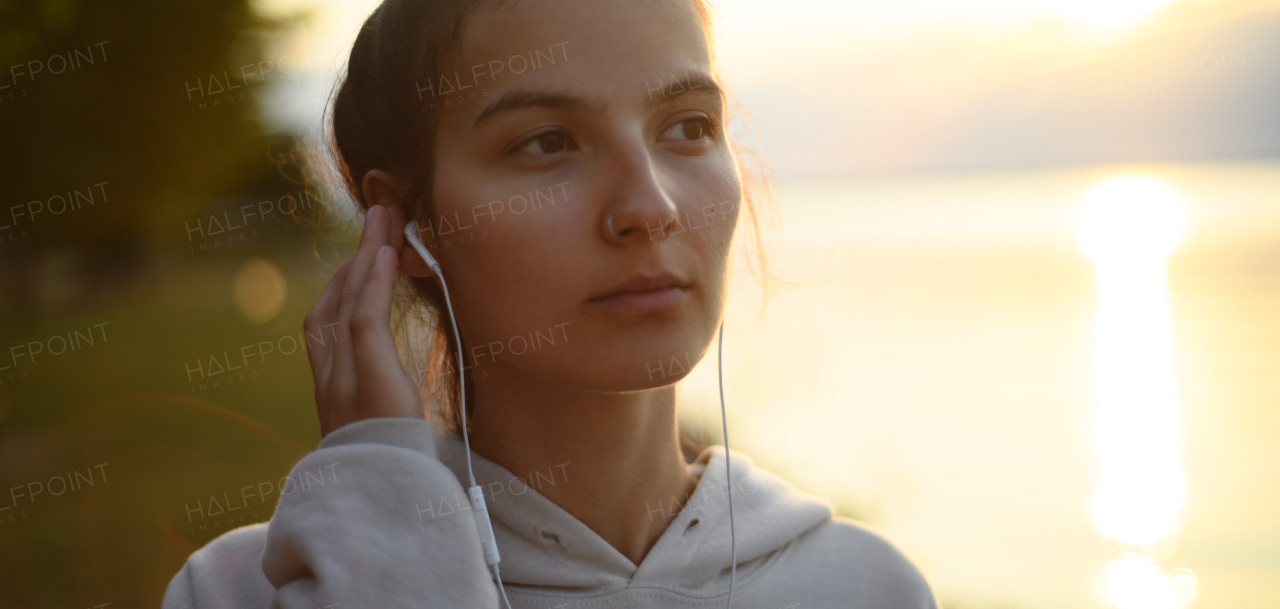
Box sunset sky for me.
[254,0,1280,178]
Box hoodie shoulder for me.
[163,522,275,608]
[780,516,939,609]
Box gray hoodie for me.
[163,417,939,608]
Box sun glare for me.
[1077,176,1198,609]
[1047,0,1178,30]
[1094,554,1201,609]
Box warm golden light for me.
[708,0,1182,36]
[1094,554,1199,609]
[1048,0,1178,30]
[1078,175,1197,607]
[1079,176,1189,263]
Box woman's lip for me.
[588,286,690,313]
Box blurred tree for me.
[0,0,303,315]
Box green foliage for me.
[0,0,290,254]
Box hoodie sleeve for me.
[162,417,501,609]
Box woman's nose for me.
[600,144,679,243]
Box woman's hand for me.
[304,204,426,440]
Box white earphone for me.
[402,218,736,609]
[404,219,442,273]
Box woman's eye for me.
[514,129,573,156]
[661,117,713,142]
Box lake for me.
[675,160,1280,609]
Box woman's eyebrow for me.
[472,77,725,130]
[648,78,725,114]
[644,71,725,113]
[473,90,599,130]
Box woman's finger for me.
[386,204,406,251]
[330,205,392,426]
[304,258,353,389]
[338,205,390,324]
[351,245,419,418]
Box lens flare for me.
[233,257,288,324]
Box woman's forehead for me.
[450,0,712,95]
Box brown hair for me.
[325,0,777,434]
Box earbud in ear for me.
[404,219,442,274]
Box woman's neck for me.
[467,363,699,567]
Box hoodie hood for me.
[433,428,834,594]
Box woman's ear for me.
[362,169,436,279]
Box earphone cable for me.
[436,269,515,609]
[406,221,511,608]
[718,318,736,609]
[431,269,477,488]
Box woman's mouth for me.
[588,285,690,314]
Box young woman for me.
[163,0,939,606]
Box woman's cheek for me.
[464,230,571,348]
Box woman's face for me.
[427,0,742,392]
